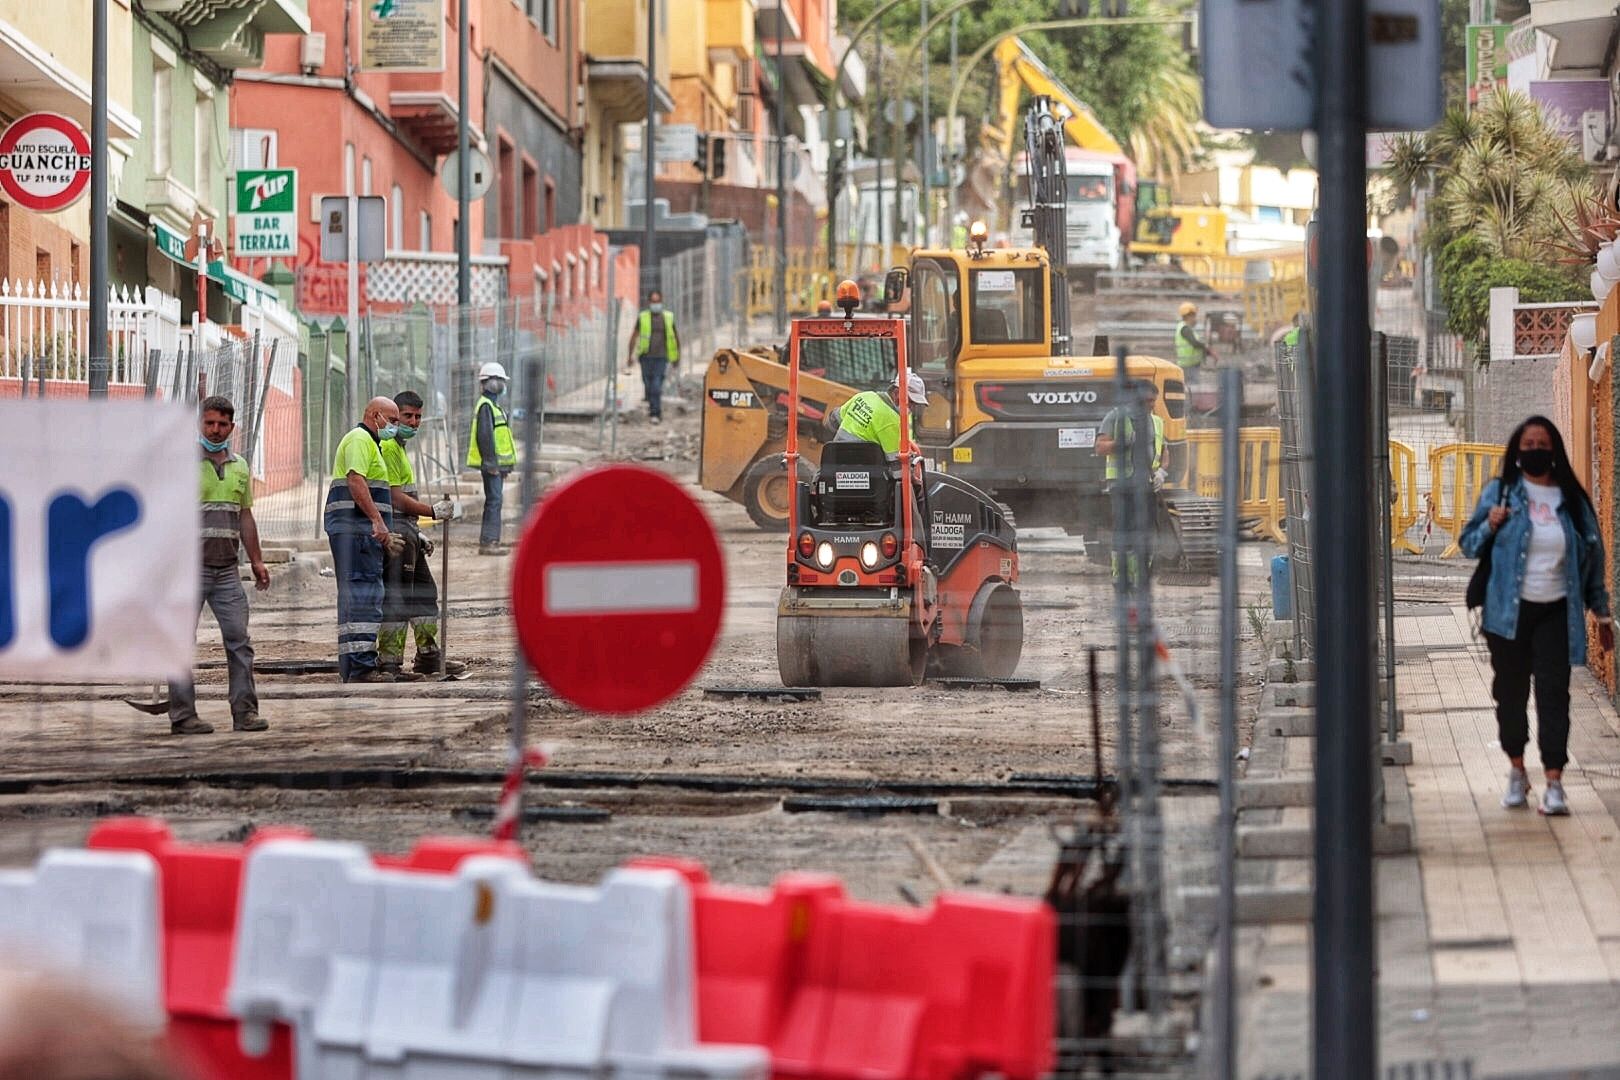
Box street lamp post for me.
[89,0,108,396]
[643,0,659,301]
[774,4,786,335]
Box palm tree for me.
[1126,62,1203,182]
[1387,86,1590,259]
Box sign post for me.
[233,169,297,259]
[321,194,386,415]
[511,465,725,715]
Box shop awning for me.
[152,220,278,305]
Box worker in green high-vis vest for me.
[626,289,681,424]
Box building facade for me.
[583,0,673,229]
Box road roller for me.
[776,282,1024,687]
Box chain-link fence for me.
[1277,334,1316,662]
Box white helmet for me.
[479,361,508,381]
[891,371,929,407]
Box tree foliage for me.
[840,0,1202,177]
[1435,234,1586,341]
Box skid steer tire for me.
[742,457,800,532]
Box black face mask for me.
[1518,448,1555,477]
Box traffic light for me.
[711,135,727,179]
[694,133,709,172]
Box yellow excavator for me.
[992,35,1227,264]
[701,99,1221,571]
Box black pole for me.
[919,0,930,246]
[644,0,659,300]
[1312,0,1376,1068]
[88,0,108,397]
[774,7,786,333]
[875,26,885,258]
[457,0,470,309]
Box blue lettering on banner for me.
[45,489,141,649]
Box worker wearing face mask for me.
[467,362,517,555]
[625,289,680,425]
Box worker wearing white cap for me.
[827,372,929,457]
[466,361,516,555]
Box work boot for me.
[170,716,214,735]
[378,663,425,683]
[233,712,268,733]
[477,543,509,556]
[348,668,396,684]
[413,652,466,676]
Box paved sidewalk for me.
[1239,603,1620,1078]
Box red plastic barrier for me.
[86,817,527,1080]
[630,857,1055,1080]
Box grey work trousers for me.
[169,564,259,723]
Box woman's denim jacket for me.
[1459,477,1611,665]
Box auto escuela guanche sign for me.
[0,112,93,213]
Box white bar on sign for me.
[544,560,700,615]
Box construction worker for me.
[379,390,466,678]
[325,395,401,683]
[826,372,930,456]
[167,395,269,735]
[467,361,516,555]
[1174,301,1217,369]
[1095,382,1166,584]
[626,289,680,425]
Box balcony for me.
[388,92,467,156]
[707,0,756,62]
[1530,0,1618,73]
[142,0,310,68]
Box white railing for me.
[0,279,183,385]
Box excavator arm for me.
[993,37,1125,161]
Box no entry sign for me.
[512,465,725,713]
[0,113,93,213]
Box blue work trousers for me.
[639,356,669,419]
[329,531,384,680]
[481,471,505,546]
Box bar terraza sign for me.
[0,113,93,212]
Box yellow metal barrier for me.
[1429,443,1502,557]
[1242,276,1309,336]
[1184,427,1286,542]
[1389,439,1423,554]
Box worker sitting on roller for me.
[826,372,930,458]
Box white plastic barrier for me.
[228,840,770,1079]
[0,849,164,1028]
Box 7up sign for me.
[233,168,297,257]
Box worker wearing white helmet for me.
[466,360,516,555]
[827,371,929,457]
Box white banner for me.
[0,401,198,680]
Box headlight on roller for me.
[817,541,835,569]
[860,541,880,569]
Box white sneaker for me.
[1540,779,1570,816]
[1502,767,1530,809]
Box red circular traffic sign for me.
[512,464,726,713]
[0,113,93,213]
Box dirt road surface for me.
[0,386,1270,929]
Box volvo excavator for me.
[701,98,1220,573]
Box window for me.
[544,178,556,231]
[343,143,355,194]
[1066,174,1111,203]
[35,249,50,282]
[968,267,1045,345]
[526,0,556,38]
[522,159,539,236]
[797,338,896,393]
[420,211,432,251]
[497,136,516,238]
[910,259,961,373]
[361,156,373,195]
[391,184,404,248]
[153,63,172,175]
[194,93,213,198]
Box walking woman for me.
[1461,416,1613,815]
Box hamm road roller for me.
[776,283,1024,687]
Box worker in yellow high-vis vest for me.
[467,361,517,555]
[1095,381,1167,585]
[625,289,680,424]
